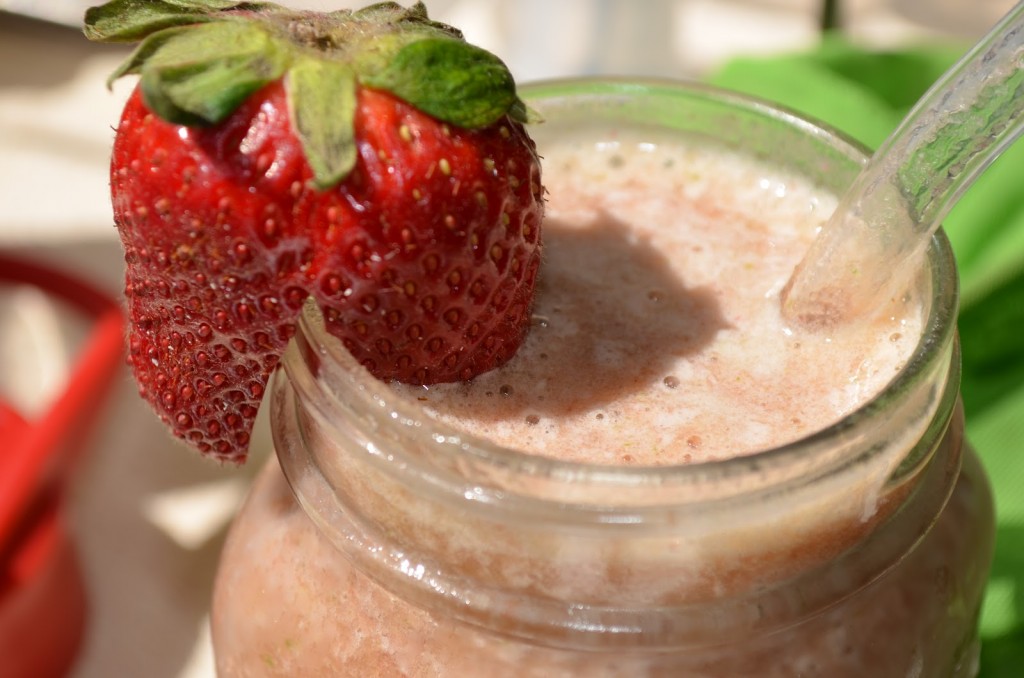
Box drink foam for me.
[393,128,922,465]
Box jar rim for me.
[289,77,960,503]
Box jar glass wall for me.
[211,79,995,677]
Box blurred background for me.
[0,1,1019,677]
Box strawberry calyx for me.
[84,0,529,188]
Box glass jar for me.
[211,79,994,677]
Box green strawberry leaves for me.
[347,1,462,39]
[146,22,287,125]
[364,38,527,127]
[289,58,359,189]
[108,21,288,125]
[84,0,529,188]
[84,0,268,42]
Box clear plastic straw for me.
[781,1,1024,326]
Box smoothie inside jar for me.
[389,124,923,466]
[213,85,991,678]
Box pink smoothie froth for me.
[392,129,922,465]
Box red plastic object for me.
[0,252,124,678]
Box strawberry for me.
[84,1,544,462]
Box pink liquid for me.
[212,123,991,677]
[392,129,921,464]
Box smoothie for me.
[211,81,993,677]
[389,126,920,465]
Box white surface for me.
[0,2,1008,677]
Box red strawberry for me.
[84,1,544,461]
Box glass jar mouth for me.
[287,77,960,507]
